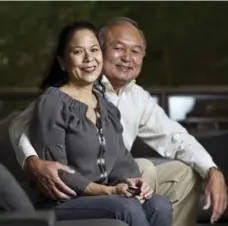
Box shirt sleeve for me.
[138,90,217,179]
[9,102,38,168]
[108,107,141,185]
[29,94,91,194]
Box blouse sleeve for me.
[29,93,91,194]
[107,103,141,185]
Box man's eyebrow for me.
[109,41,144,49]
[132,45,144,51]
[109,41,124,46]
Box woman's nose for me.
[84,51,93,62]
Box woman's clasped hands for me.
[111,178,153,203]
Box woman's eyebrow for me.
[91,44,100,48]
[70,45,82,49]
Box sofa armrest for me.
[0,210,55,226]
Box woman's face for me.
[61,29,103,85]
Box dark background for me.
[1,1,228,119]
[1,1,228,88]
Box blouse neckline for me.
[45,86,107,121]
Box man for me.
[9,17,227,226]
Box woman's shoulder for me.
[96,91,122,132]
[39,86,85,106]
[33,87,80,126]
[36,87,63,107]
[34,86,75,116]
[96,91,120,118]
[105,100,121,120]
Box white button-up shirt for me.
[9,77,216,178]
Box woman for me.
[28,21,172,226]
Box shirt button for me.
[120,92,126,101]
[172,134,180,142]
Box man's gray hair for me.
[98,17,147,50]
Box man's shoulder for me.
[130,83,153,100]
[126,84,158,113]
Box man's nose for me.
[121,49,132,62]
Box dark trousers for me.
[0,163,34,212]
[55,194,172,226]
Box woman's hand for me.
[111,183,133,197]
[124,178,153,200]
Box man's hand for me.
[25,156,77,200]
[203,168,227,223]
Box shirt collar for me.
[101,75,136,94]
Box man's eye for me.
[132,50,139,54]
[132,49,141,54]
[114,47,123,51]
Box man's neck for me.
[105,77,130,95]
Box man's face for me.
[102,23,145,87]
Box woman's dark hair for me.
[40,21,106,95]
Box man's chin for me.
[106,73,134,86]
[114,77,133,87]
[115,73,133,81]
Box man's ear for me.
[57,56,65,71]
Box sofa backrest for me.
[0,112,27,183]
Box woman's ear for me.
[57,56,66,71]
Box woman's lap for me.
[55,195,141,221]
[54,194,172,226]
[142,194,172,226]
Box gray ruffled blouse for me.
[29,87,140,197]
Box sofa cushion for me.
[56,219,128,226]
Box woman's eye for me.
[73,50,82,55]
[91,48,99,52]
